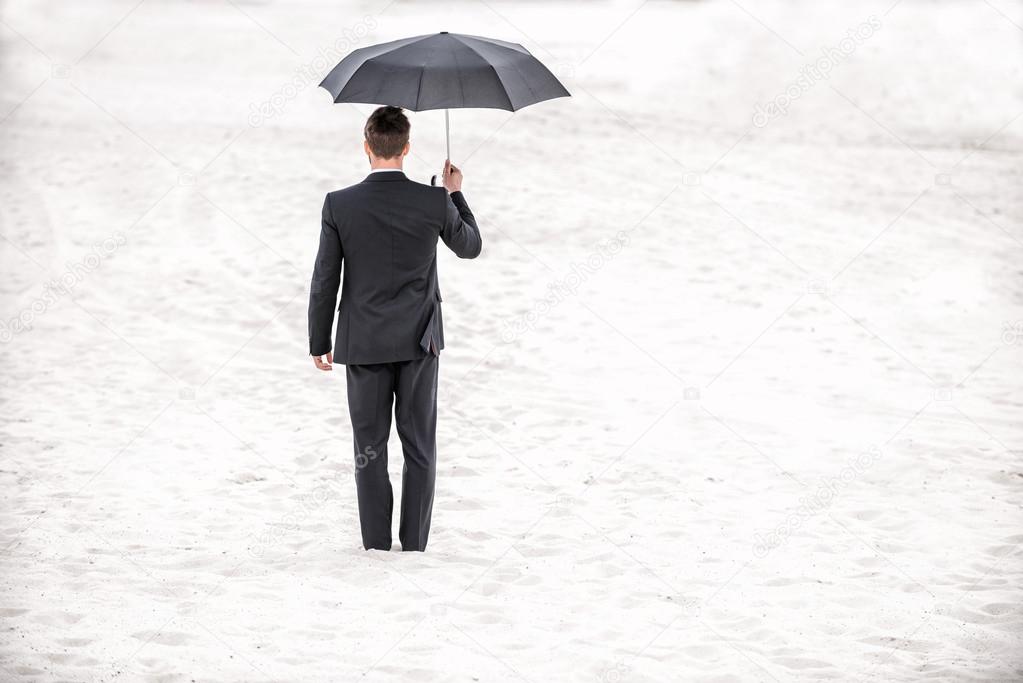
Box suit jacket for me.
[307,171,481,365]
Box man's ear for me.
[364,140,372,158]
[402,141,410,157]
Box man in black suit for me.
[308,106,482,552]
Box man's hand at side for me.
[442,159,463,193]
[312,352,333,371]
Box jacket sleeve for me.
[307,194,343,356]
[440,190,482,259]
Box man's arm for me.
[440,160,482,259]
[308,194,342,370]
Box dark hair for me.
[364,106,410,159]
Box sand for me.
[1,0,1021,680]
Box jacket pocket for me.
[418,304,440,356]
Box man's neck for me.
[370,161,403,171]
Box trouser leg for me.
[394,355,438,552]
[345,362,395,550]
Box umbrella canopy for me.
[319,32,570,112]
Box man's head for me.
[364,106,410,164]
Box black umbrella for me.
[319,31,570,163]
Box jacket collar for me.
[363,170,408,183]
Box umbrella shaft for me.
[444,109,450,161]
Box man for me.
[308,105,481,552]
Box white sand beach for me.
[1,0,1021,680]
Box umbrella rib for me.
[487,63,516,110]
[414,64,426,110]
[334,60,388,105]
[450,36,516,111]
[452,32,530,55]
[321,33,434,96]
[455,33,568,105]
[505,59,540,110]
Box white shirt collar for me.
[369,168,404,173]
